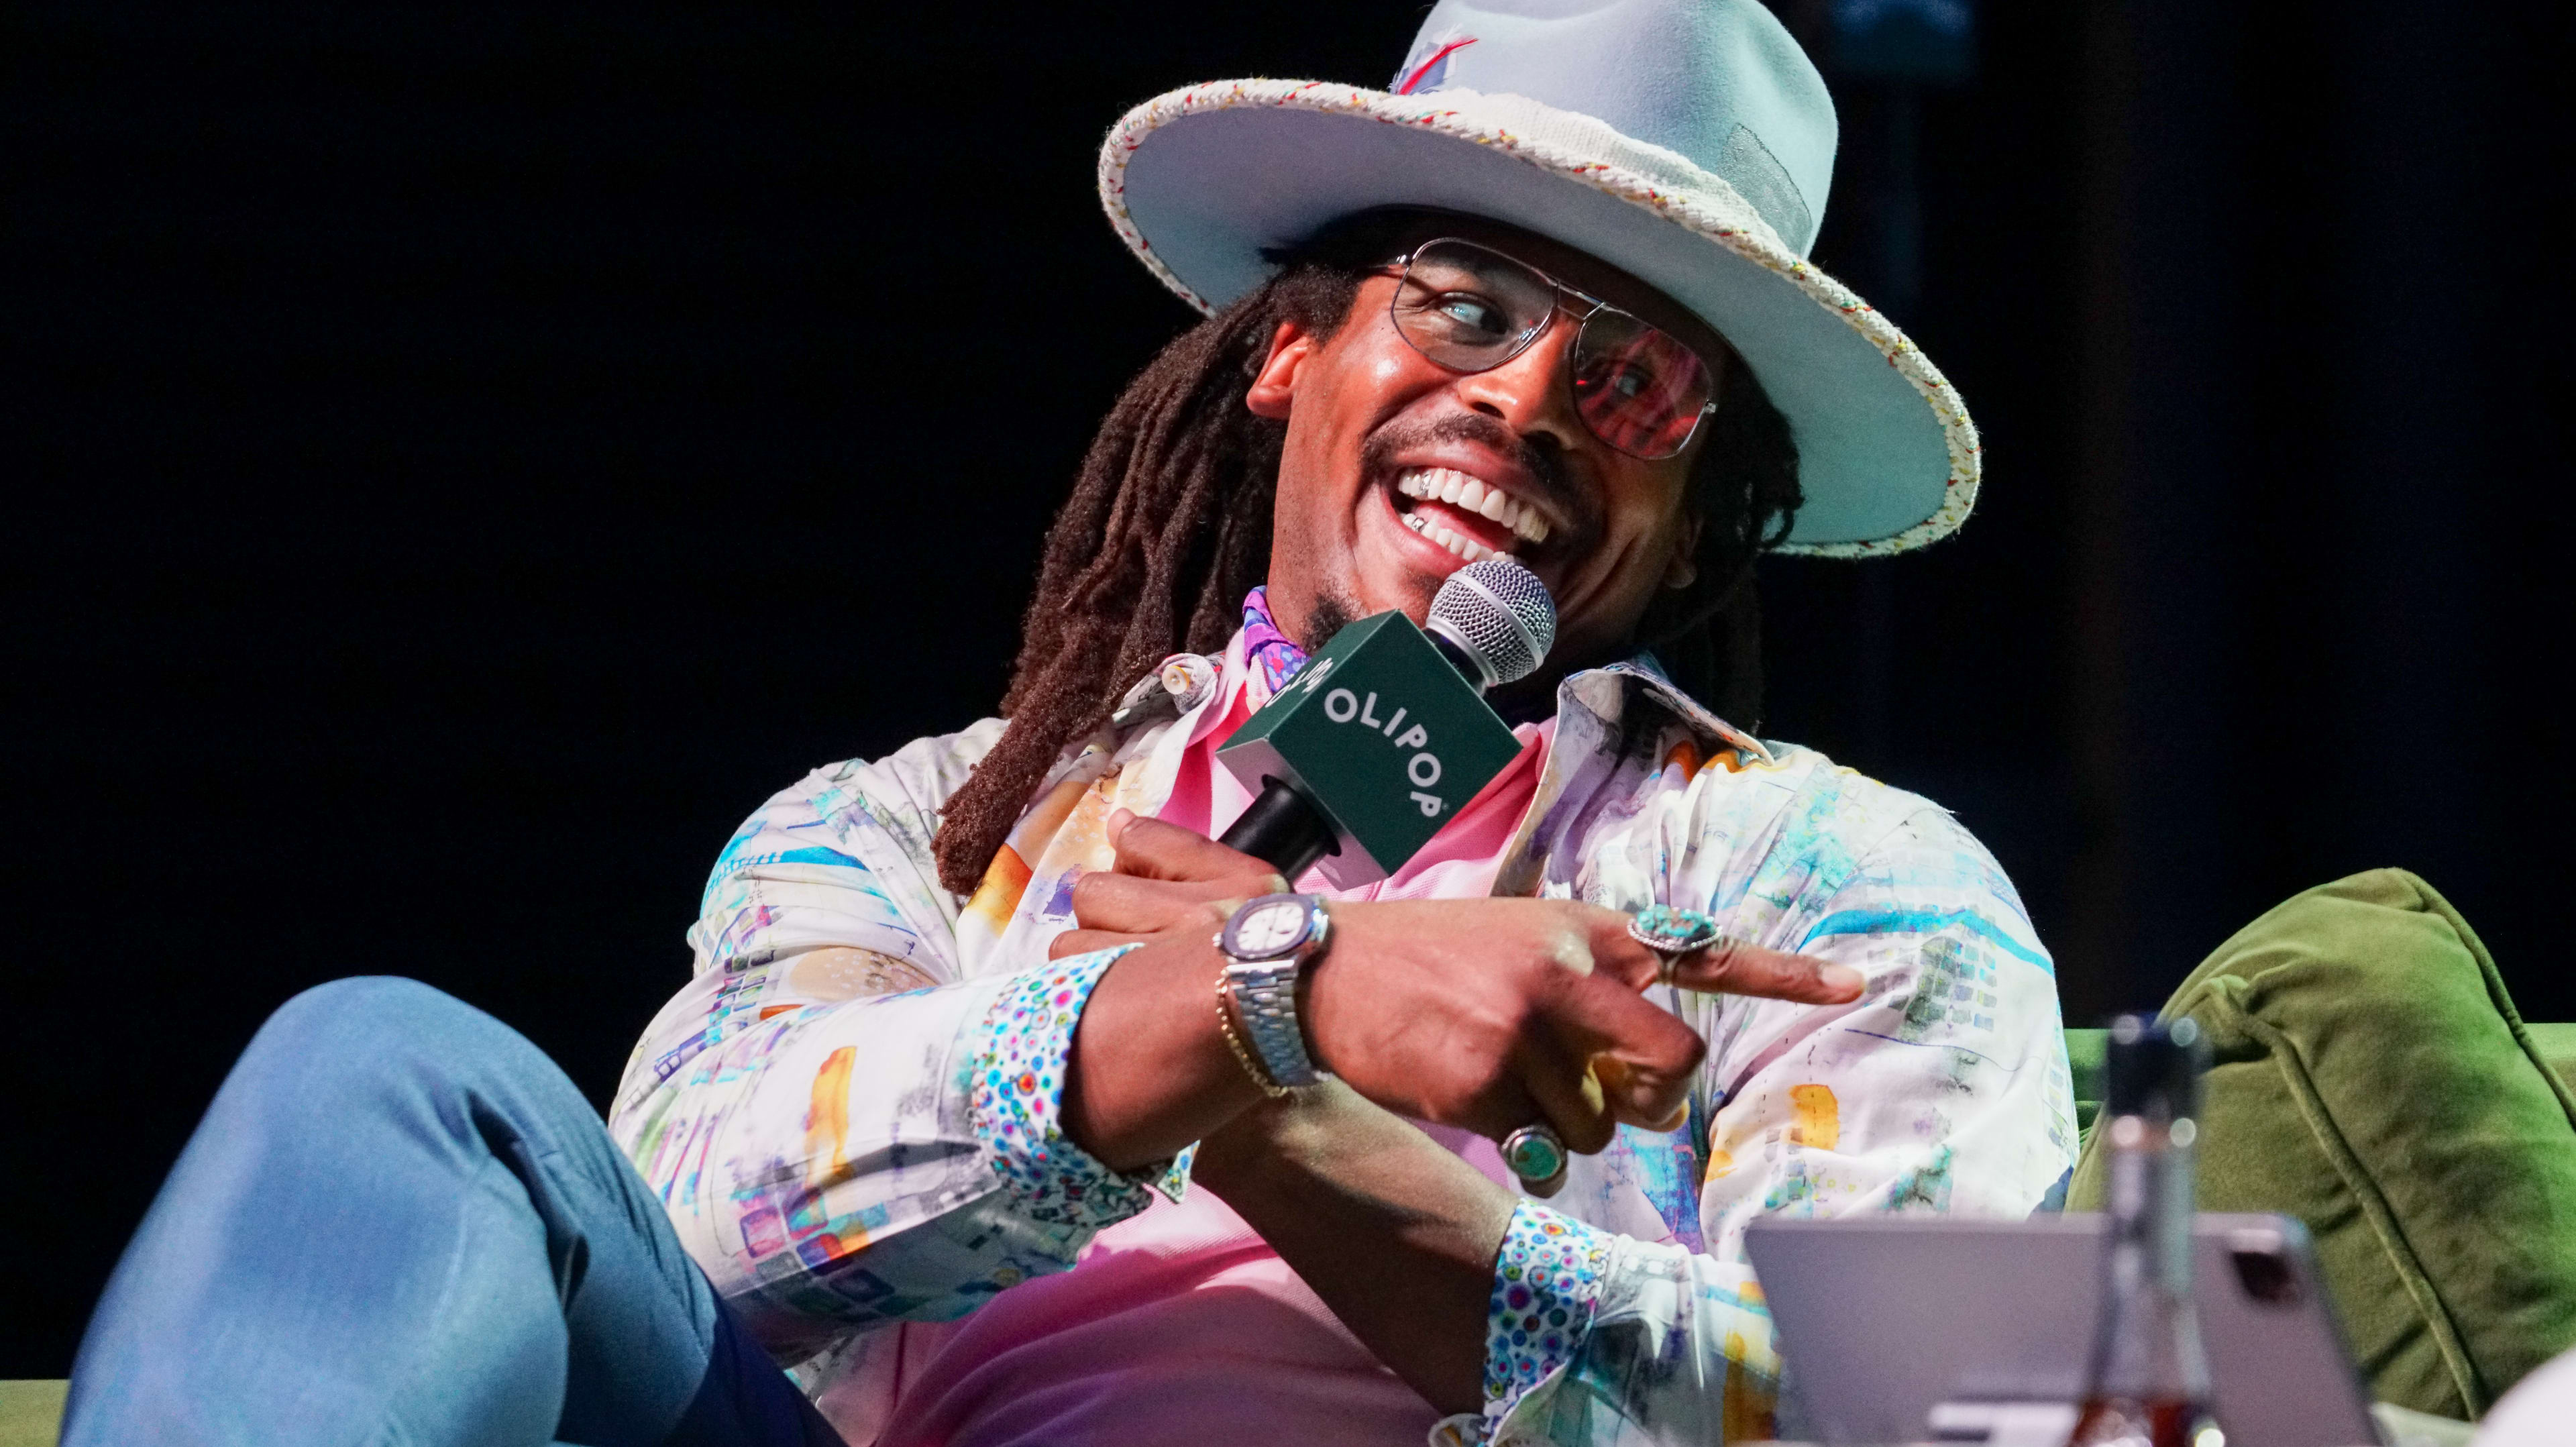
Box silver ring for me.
[1499,1122,1569,1191]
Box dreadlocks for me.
[926,261,1356,893]
[1631,327,1803,728]
[928,247,1803,896]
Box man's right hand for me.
[1302,896,1860,1153]
[1051,815,1863,1169]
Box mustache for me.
[1358,411,1597,545]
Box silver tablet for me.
[1741,1213,2381,1447]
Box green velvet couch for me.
[2062,1018,2576,1431]
[2065,869,2576,1426]
[13,871,2568,1445]
[2067,1024,2576,1136]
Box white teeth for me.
[1420,521,1493,564]
[1391,466,1548,553]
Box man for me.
[67,2,2074,1444]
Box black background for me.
[9,1,2569,1375]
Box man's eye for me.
[1431,292,1511,337]
[1595,364,1654,400]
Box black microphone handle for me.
[1427,631,1491,694]
[1219,777,1339,881]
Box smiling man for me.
[599,1,2075,1441]
[66,3,2073,1446]
[1255,223,1739,686]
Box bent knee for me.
[268,974,468,1036]
[245,977,499,1085]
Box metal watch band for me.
[1215,892,1332,1089]
[1223,958,1326,1088]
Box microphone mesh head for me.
[1427,558,1557,687]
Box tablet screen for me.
[1743,1213,2379,1447]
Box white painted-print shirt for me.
[608,633,2078,1444]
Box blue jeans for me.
[66,977,842,1447]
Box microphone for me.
[1423,556,1555,693]
[1219,559,1558,886]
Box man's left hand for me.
[1047,810,1285,957]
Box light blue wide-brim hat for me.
[1099,0,1978,557]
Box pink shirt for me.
[858,655,1550,1447]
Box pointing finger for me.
[1670,941,1864,1004]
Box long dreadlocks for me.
[928,244,1803,895]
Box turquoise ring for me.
[1500,1123,1568,1193]
[1629,904,1722,984]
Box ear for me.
[1244,320,1317,421]
[1662,510,1705,591]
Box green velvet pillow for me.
[2067,869,2576,1419]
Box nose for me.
[1450,311,1587,453]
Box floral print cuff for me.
[968,945,1190,1228]
[1485,1200,1616,1419]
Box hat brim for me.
[1098,81,1980,557]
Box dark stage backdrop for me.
[9,1,2567,1375]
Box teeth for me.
[1391,467,1548,553]
[1444,525,1495,564]
[1408,513,1493,563]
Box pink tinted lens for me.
[1571,317,1712,459]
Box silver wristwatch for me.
[1216,892,1332,1089]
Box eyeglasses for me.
[1383,237,1721,461]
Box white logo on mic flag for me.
[1322,686,1448,817]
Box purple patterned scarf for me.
[1241,586,1309,696]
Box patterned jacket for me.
[608,637,2078,1444]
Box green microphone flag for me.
[1218,609,1524,889]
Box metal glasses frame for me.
[1381,235,1722,460]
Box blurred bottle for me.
[2068,1014,2222,1447]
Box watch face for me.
[1230,898,1309,959]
